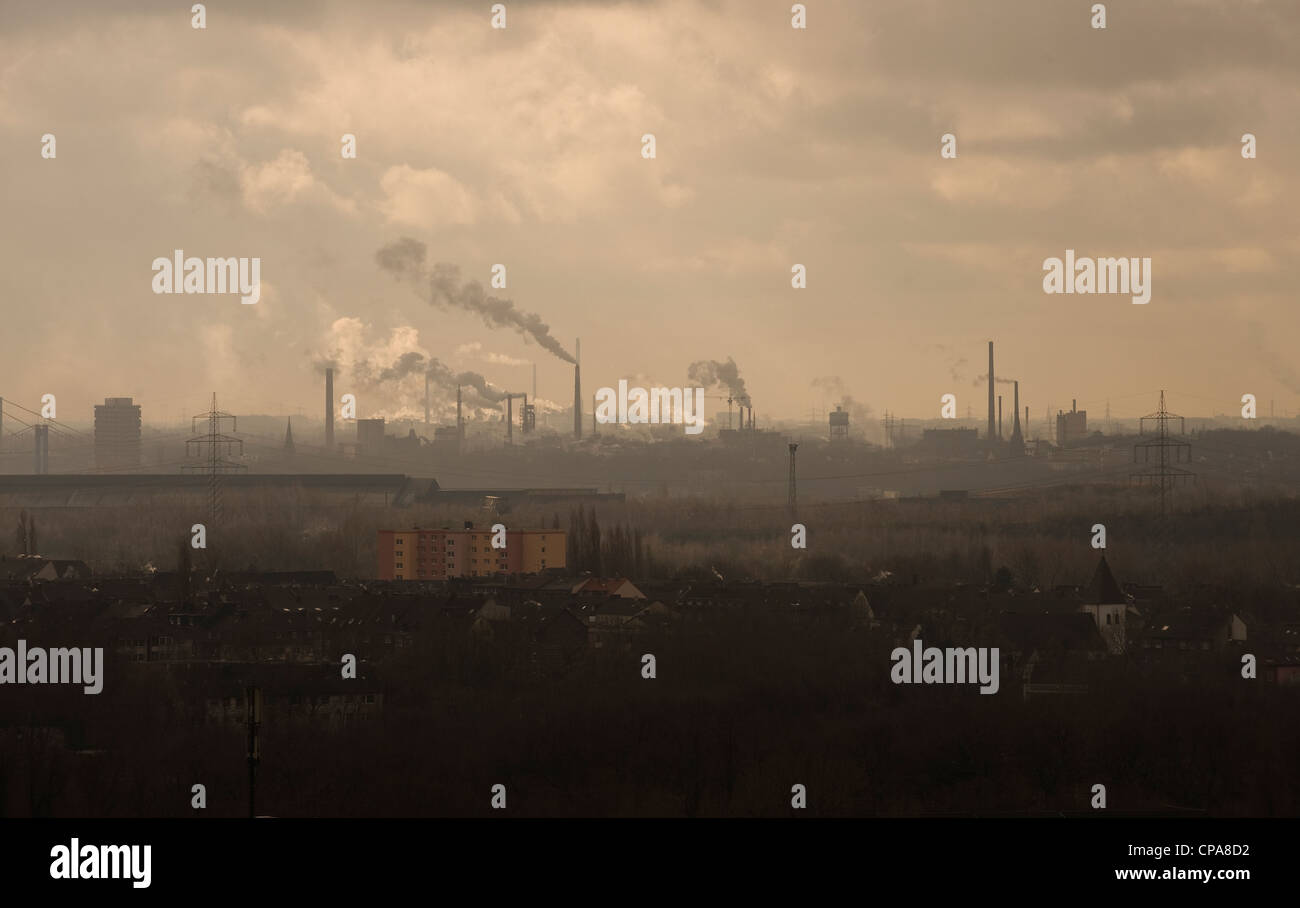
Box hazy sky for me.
[1,0,1297,428]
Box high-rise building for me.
[94,397,142,470]
[377,527,566,580]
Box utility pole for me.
[788,443,798,520]
[246,686,261,818]
[183,393,246,529]
[1132,390,1193,514]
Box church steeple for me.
[284,417,295,453]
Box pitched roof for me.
[995,612,1105,654]
[1085,556,1126,605]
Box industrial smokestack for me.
[987,341,995,442]
[1072,398,1077,413]
[998,395,1003,439]
[507,396,513,445]
[1012,382,1022,439]
[34,424,48,475]
[424,373,430,426]
[532,363,537,400]
[325,368,335,449]
[573,338,582,440]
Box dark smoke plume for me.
[377,351,427,382]
[689,357,748,401]
[321,346,508,404]
[812,377,873,429]
[376,237,575,363]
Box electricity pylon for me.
[183,392,246,528]
[1132,390,1193,514]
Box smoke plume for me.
[689,357,748,401]
[376,237,575,363]
[812,377,873,431]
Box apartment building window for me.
[396,539,403,545]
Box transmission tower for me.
[183,392,246,527]
[881,411,896,449]
[1132,390,1193,514]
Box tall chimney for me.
[1012,382,1022,437]
[456,385,463,456]
[573,337,582,440]
[987,341,995,442]
[34,424,48,474]
[325,368,335,449]
[1011,381,1023,451]
[1072,398,1077,413]
[532,363,537,400]
[998,395,1003,440]
[507,396,513,445]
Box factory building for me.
[93,397,142,470]
[917,427,982,458]
[1056,400,1088,447]
[356,418,386,454]
[377,526,566,580]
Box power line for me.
[1132,390,1194,514]
[182,392,246,528]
